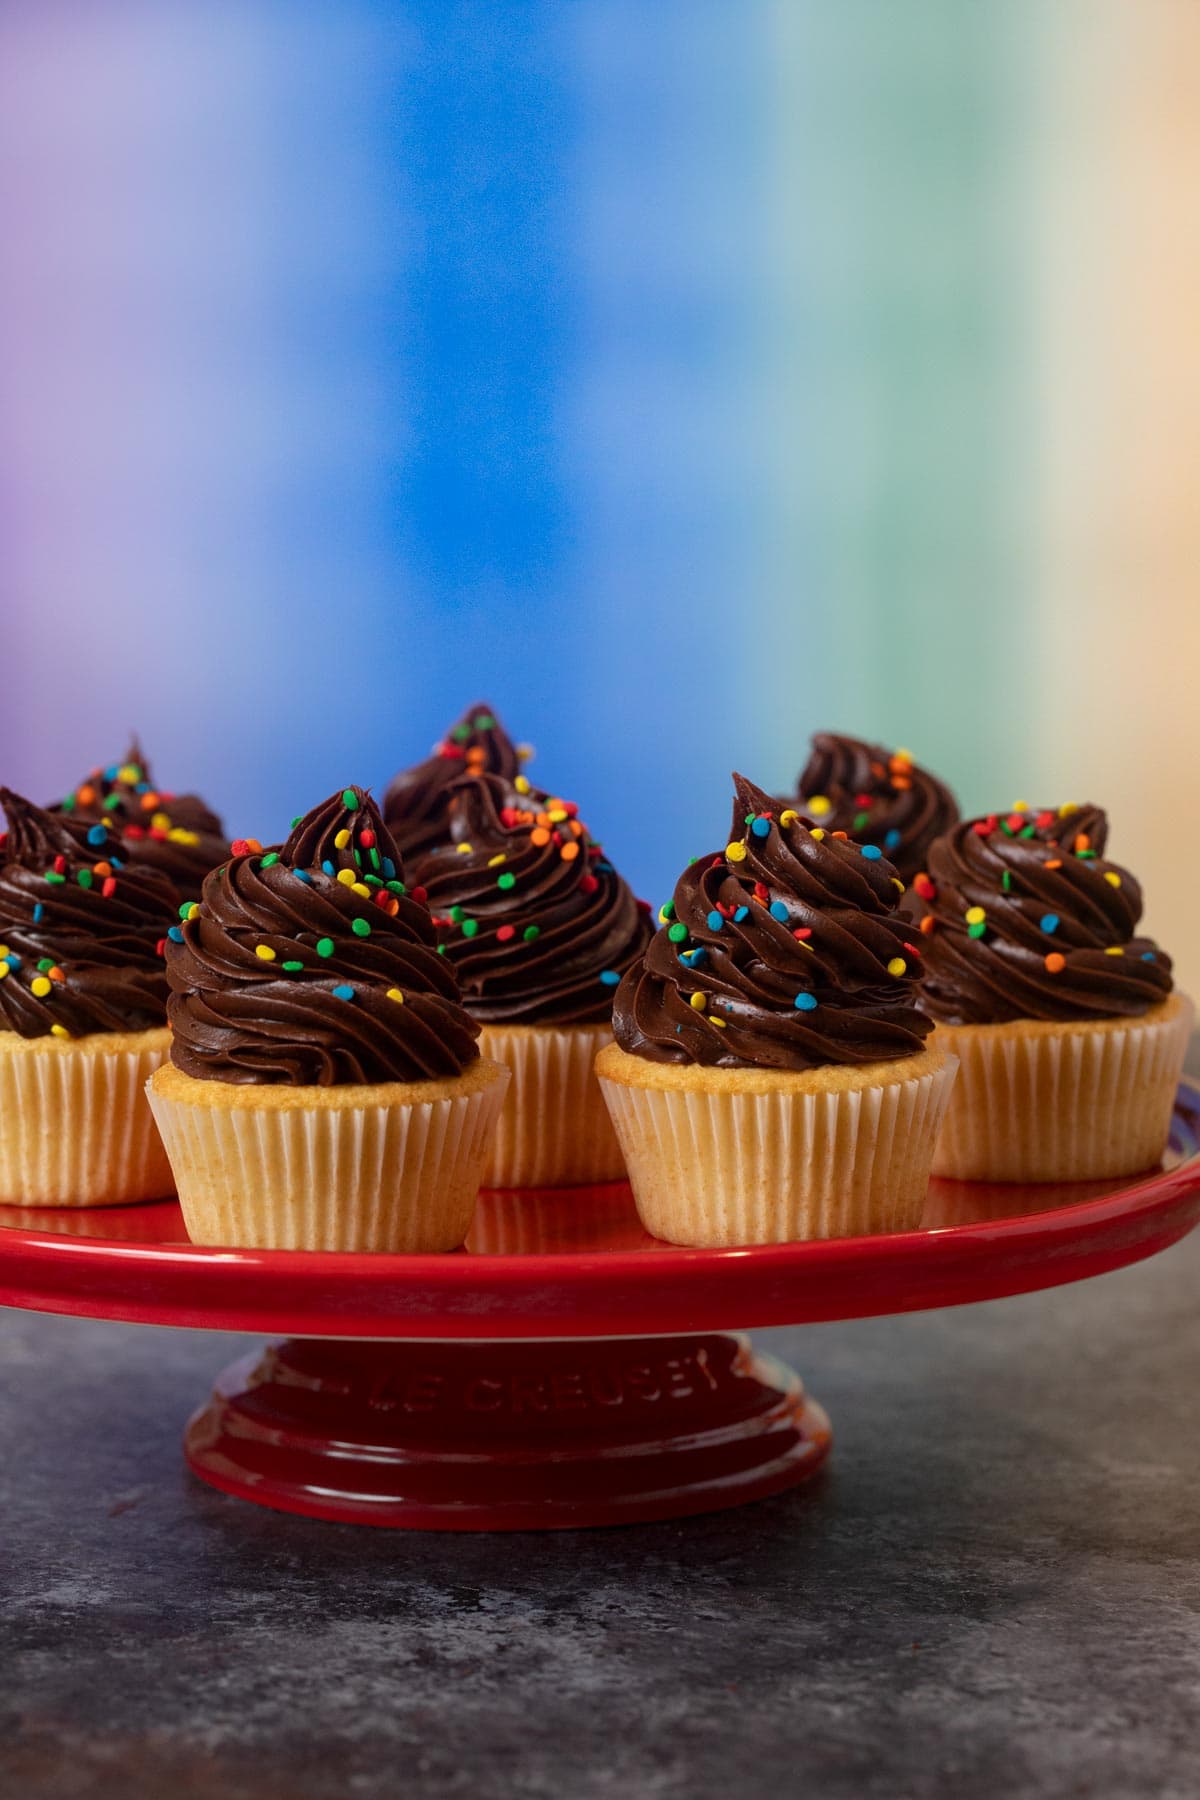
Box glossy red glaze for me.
[185,1332,832,1530]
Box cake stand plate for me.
[2,1081,1198,1530]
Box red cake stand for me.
[3,1080,1200,1532]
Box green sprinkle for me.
[1001,871,1012,893]
[1077,849,1096,860]
[437,942,447,954]
[61,794,75,811]
[449,905,465,924]
[461,918,479,938]
[1019,824,1036,839]
[363,873,382,888]
[660,900,675,921]
[497,872,516,890]
[342,789,358,811]
[853,811,870,832]
[667,922,688,943]
[102,794,122,812]
[386,880,406,897]
[77,870,93,889]
[282,959,304,972]
[968,921,987,939]
[316,937,335,958]
[290,815,303,828]
[260,852,280,868]
[44,871,65,885]
[523,925,540,942]
[451,723,470,743]
[37,958,54,973]
[178,902,192,920]
[473,712,495,730]
[351,918,370,937]
[369,848,381,870]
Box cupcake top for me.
[613,773,934,1069]
[784,732,959,883]
[0,788,178,1038]
[54,738,229,902]
[164,787,480,1085]
[383,702,531,861]
[915,802,1174,1026]
[412,771,653,1025]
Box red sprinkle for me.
[580,873,599,895]
[973,816,997,837]
[903,940,922,958]
[411,886,428,905]
[1036,811,1055,829]
[793,927,813,940]
[437,743,465,760]
[101,877,117,898]
[913,872,936,902]
[53,854,66,874]
[359,828,375,848]
[496,924,516,942]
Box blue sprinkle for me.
[381,857,396,879]
[885,829,901,850]
[751,817,771,838]
[5,953,21,970]
[293,869,312,884]
[1142,952,1156,963]
[706,910,723,932]
[321,860,335,876]
[1041,913,1059,935]
[109,856,123,870]
[734,906,750,923]
[794,991,818,1011]
[33,904,44,924]
[680,946,707,968]
[600,969,621,987]
[168,926,184,943]
[86,824,107,847]
[135,781,150,794]
[104,765,118,780]
[595,861,615,874]
[861,845,883,861]
[769,901,789,923]
[332,983,355,1001]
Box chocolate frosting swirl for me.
[916,803,1173,1025]
[53,738,229,902]
[613,773,934,1068]
[166,787,480,1085]
[0,788,178,1037]
[784,733,959,883]
[384,703,530,861]
[412,772,653,1025]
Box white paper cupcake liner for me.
[0,1027,173,1207]
[930,995,1193,1182]
[147,1060,509,1250]
[597,1050,957,1246]
[477,1021,627,1188]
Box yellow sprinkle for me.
[488,854,506,867]
[806,795,831,817]
[887,957,907,977]
[809,828,825,841]
[689,991,707,1010]
[1058,802,1078,817]
[514,774,531,793]
[386,988,405,1004]
[1105,946,1123,956]
[456,842,474,855]
[167,828,200,845]
[709,1015,727,1029]
[965,906,986,925]
[1011,799,1028,813]
[547,808,568,824]
[0,944,7,958]
[334,828,352,850]
[336,868,357,887]
[118,764,139,784]
[151,811,171,831]
[726,841,747,863]
[351,882,371,898]
[892,878,906,894]
[779,809,798,828]
[187,903,200,921]
[894,748,912,763]
[0,964,8,981]
[1104,871,1121,888]
[31,976,52,998]
[50,1024,70,1039]
[255,944,276,961]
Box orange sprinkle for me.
[530,827,551,848]
[1074,834,1090,853]
[560,840,580,861]
[1045,860,1062,870]
[92,861,112,877]
[1045,952,1066,974]
[49,965,65,982]
[77,784,96,805]
[831,830,849,840]
[919,913,937,935]
[140,791,160,810]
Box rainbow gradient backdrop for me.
[3,3,1198,988]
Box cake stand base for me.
[184,1332,831,1530]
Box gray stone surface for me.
[2,1228,1199,1800]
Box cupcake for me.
[145,786,508,1250]
[0,789,178,1206]
[384,702,532,862]
[782,732,959,886]
[413,770,653,1187]
[54,737,229,903]
[916,802,1191,1181]
[596,774,956,1245]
